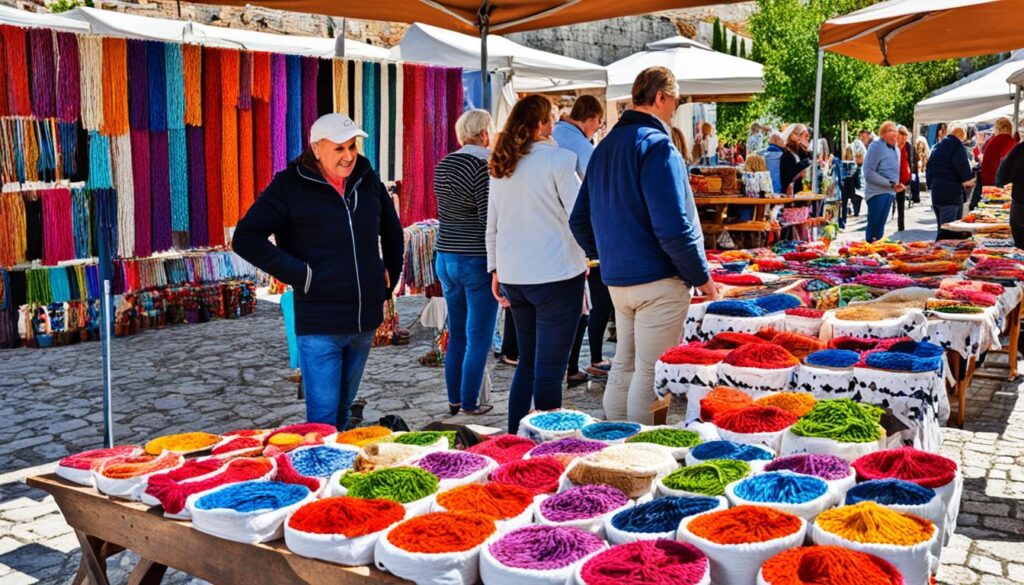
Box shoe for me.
[349,399,367,421]
[566,372,589,388]
[287,370,302,383]
[461,404,495,415]
[499,355,519,366]
[449,402,461,416]
[585,365,609,377]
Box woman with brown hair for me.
[486,94,587,434]
[780,123,812,194]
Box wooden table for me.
[26,474,408,585]
[946,300,1021,428]
[695,195,825,246]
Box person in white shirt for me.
[693,122,719,166]
[487,94,587,434]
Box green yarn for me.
[390,431,457,448]
[790,399,883,443]
[340,467,439,503]
[838,285,872,306]
[626,428,701,448]
[661,459,750,496]
[933,304,984,314]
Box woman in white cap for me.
[233,113,405,431]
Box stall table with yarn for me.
[27,474,408,585]
[695,195,825,249]
[941,221,1010,235]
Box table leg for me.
[74,531,112,585]
[956,355,977,429]
[1008,303,1021,379]
[127,558,169,585]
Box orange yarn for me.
[101,37,129,136]
[705,332,770,350]
[220,49,240,227]
[387,512,495,553]
[435,483,533,521]
[182,44,203,126]
[238,107,255,215]
[335,425,393,446]
[98,452,181,479]
[816,501,934,545]
[251,52,272,101]
[700,386,753,422]
[760,545,903,585]
[724,343,799,369]
[0,193,27,267]
[770,331,825,360]
[687,505,802,544]
[144,432,221,455]
[755,392,817,417]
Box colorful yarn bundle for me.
[846,479,936,507]
[805,349,861,368]
[658,344,729,365]
[435,482,534,521]
[415,450,490,480]
[41,189,74,265]
[288,446,357,477]
[96,451,182,480]
[705,299,766,317]
[610,496,720,535]
[566,444,678,498]
[340,467,438,504]
[539,484,629,523]
[724,343,799,368]
[759,545,904,585]
[660,460,750,496]
[56,32,81,121]
[386,511,495,553]
[581,422,641,442]
[732,471,829,505]
[288,496,404,536]
[528,437,606,460]
[685,505,803,544]
[268,422,335,441]
[768,331,825,360]
[60,445,138,472]
[490,456,564,495]
[211,436,263,457]
[765,454,852,481]
[144,431,220,455]
[754,293,803,313]
[714,405,797,434]
[29,29,56,118]
[700,387,753,421]
[754,392,817,417]
[578,540,709,585]
[704,331,769,349]
[785,307,824,318]
[486,525,604,570]
[352,442,426,472]
[852,448,958,489]
[863,340,944,373]
[791,399,884,443]
[689,441,772,464]
[527,410,590,432]
[194,480,309,513]
[101,37,129,136]
[335,425,392,446]
[391,430,456,447]
[814,501,934,545]
[145,457,274,515]
[466,434,536,464]
[626,428,701,449]
[854,273,918,289]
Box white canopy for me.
[914,51,1024,124]
[1007,66,1024,86]
[0,5,90,33]
[391,22,607,92]
[60,7,189,42]
[606,37,764,101]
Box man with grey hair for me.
[862,121,902,242]
[927,122,975,240]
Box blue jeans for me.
[297,331,374,430]
[934,203,964,241]
[435,252,498,411]
[501,273,586,434]
[865,193,894,242]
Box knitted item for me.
[386,512,495,553]
[193,480,308,513]
[759,545,903,585]
[416,450,490,480]
[846,479,936,506]
[754,392,816,417]
[539,484,629,522]
[661,460,750,496]
[686,505,802,544]
[340,467,438,504]
[288,496,404,536]
[581,422,641,442]
[626,429,701,448]
[732,472,829,504]
[435,482,534,521]
[689,441,772,463]
[815,501,933,545]
[805,349,861,368]
[144,432,220,455]
[658,345,729,365]
[765,454,852,481]
[610,496,719,534]
[579,540,708,585]
[724,343,798,368]
[700,387,754,422]
[852,448,958,489]
[714,406,797,433]
[466,434,536,464]
[490,456,564,495]
[790,399,884,443]
[487,525,604,570]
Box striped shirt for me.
[434,145,490,255]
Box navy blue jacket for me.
[569,110,709,287]
[232,156,404,335]
[926,135,973,206]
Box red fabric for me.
[203,47,224,247]
[899,142,912,185]
[980,133,1018,186]
[326,174,346,196]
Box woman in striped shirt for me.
[434,109,497,415]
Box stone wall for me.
[506,16,680,66]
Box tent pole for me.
[479,1,491,112]
[1014,85,1022,138]
[101,279,114,448]
[335,18,346,58]
[810,48,824,193]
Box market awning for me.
[188,22,391,59]
[392,22,606,92]
[819,0,1024,65]
[60,6,190,42]
[0,4,90,33]
[914,51,1024,124]
[606,36,763,101]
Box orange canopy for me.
[205,0,742,35]
[819,0,1024,66]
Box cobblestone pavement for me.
[1,200,1021,584]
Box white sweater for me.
[486,141,587,285]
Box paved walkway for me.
[1,199,1021,584]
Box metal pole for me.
[334,18,346,58]
[479,1,491,112]
[101,279,114,448]
[810,48,824,194]
[1014,85,1022,138]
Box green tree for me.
[49,0,91,13]
[739,40,747,60]
[712,18,723,52]
[730,35,738,56]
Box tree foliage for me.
[49,0,91,13]
[712,18,723,52]
[730,35,738,56]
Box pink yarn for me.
[42,189,74,265]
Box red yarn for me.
[783,251,821,262]
[579,540,709,585]
[465,434,535,464]
[659,345,730,365]
[785,307,824,318]
[852,448,958,489]
[288,497,404,536]
[490,456,564,495]
[144,457,273,515]
[714,405,797,433]
[700,387,753,422]
[237,107,255,216]
[268,423,336,441]
[212,436,263,456]
[827,336,911,353]
[253,98,272,191]
[724,344,798,368]
[2,26,31,116]
[770,331,825,360]
[760,545,904,585]
[705,332,770,350]
[203,47,224,247]
[274,453,321,492]
[712,273,762,286]
[756,326,785,341]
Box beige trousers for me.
[605,278,691,424]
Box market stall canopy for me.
[1007,66,1024,86]
[819,0,1024,65]
[0,4,90,33]
[60,6,189,41]
[392,22,606,91]
[606,36,763,101]
[914,51,1024,124]
[189,22,390,59]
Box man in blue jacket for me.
[570,66,718,425]
[233,114,404,430]
[861,121,903,242]
[927,123,975,240]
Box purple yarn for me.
[238,51,252,110]
[127,39,149,130]
[540,485,628,522]
[301,56,318,148]
[764,453,852,481]
[529,438,606,458]
[488,525,604,571]
[416,451,488,479]
[29,28,56,119]
[131,129,152,257]
[149,130,173,252]
[56,32,80,122]
[186,126,208,247]
[270,54,287,171]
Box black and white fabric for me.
[818,311,928,342]
[434,147,490,256]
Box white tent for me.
[606,37,764,101]
[914,50,1024,124]
[60,6,190,42]
[391,22,607,92]
[0,4,90,33]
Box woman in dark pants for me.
[996,140,1024,249]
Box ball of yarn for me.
[626,428,700,449]
[610,496,719,534]
[581,422,642,442]
[785,307,823,318]
[287,496,404,536]
[845,478,936,506]
[386,511,495,553]
[815,501,934,545]
[528,410,590,432]
[700,387,753,422]
[60,446,138,470]
[852,447,958,488]
[760,545,903,585]
[715,405,797,433]
[705,332,769,350]
[724,343,798,369]
[805,349,861,368]
[466,434,536,464]
[288,446,356,477]
[754,392,817,417]
[392,430,456,447]
[97,452,182,479]
[490,456,565,495]
[690,441,772,463]
[659,345,729,365]
[732,472,829,504]
[415,450,490,480]
[769,331,825,360]
[335,425,393,446]
[488,525,604,571]
[579,540,709,585]
[790,399,884,443]
[686,505,802,544]
[706,299,766,317]
[529,437,606,459]
[540,484,629,522]
[340,467,438,504]
[764,454,852,481]
[144,432,220,455]
[661,459,750,496]
[436,482,533,521]
[864,340,944,372]
[194,480,308,513]
[754,293,802,314]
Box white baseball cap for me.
[309,113,368,145]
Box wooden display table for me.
[695,194,824,247]
[26,474,408,585]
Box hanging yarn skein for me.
[3,26,32,116]
[110,133,136,258]
[202,47,224,247]
[101,37,129,136]
[29,28,56,119]
[41,189,74,265]
[220,48,240,228]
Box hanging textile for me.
[78,35,103,131]
[202,46,224,247]
[252,52,271,101]
[24,196,42,262]
[353,60,363,152]
[101,37,129,136]
[182,44,202,126]
[42,189,74,265]
[0,192,27,267]
[147,41,167,132]
[362,61,378,171]
[130,128,152,258]
[237,108,254,216]
[333,58,348,116]
[86,131,113,190]
[347,60,356,119]
[446,68,464,152]
[301,56,318,146]
[186,125,208,248]
[110,133,136,257]
[72,187,90,260]
[3,25,31,116]
[29,28,56,120]
[56,32,81,123]
[316,57,332,118]
[380,63,391,181]
[150,130,172,252]
[238,51,253,111]
[253,97,272,192]
[270,53,287,173]
[35,119,58,183]
[92,187,118,277]
[401,63,428,226]
[286,55,302,161]
[169,127,190,237]
[0,28,8,117]
[221,48,240,228]
[58,121,79,180]
[126,38,149,130]
[393,63,403,186]
[165,43,186,130]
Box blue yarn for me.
[85,265,100,299]
[86,132,113,190]
[286,55,303,161]
[581,422,641,441]
[168,128,189,232]
[37,121,57,181]
[753,293,802,314]
[164,43,185,131]
[288,446,357,478]
[611,496,720,533]
[845,479,936,506]
[733,471,828,504]
[194,481,309,513]
[691,441,772,462]
[72,188,91,259]
[865,341,944,372]
[706,299,766,317]
[805,349,861,368]
[146,41,167,132]
[49,268,71,304]
[529,411,589,432]
[59,122,79,179]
